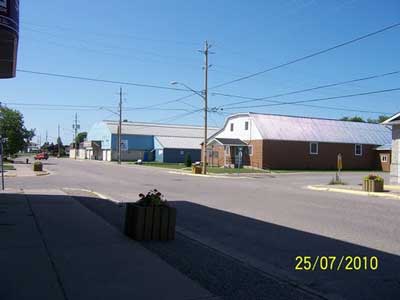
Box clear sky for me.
[0,0,399,144]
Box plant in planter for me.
[362,174,384,192]
[33,161,43,172]
[124,189,176,241]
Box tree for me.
[0,106,35,156]
[340,116,365,123]
[367,115,390,124]
[184,153,192,167]
[75,132,87,145]
[56,137,65,156]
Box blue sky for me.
[0,0,399,144]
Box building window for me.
[381,154,388,162]
[309,142,318,155]
[225,146,230,155]
[230,123,234,131]
[180,150,184,155]
[245,121,249,130]
[355,144,362,156]
[248,145,253,156]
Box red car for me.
[34,152,49,160]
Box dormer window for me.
[230,123,234,131]
[245,121,249,130]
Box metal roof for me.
[104,121,218,138]
[249,113,392,145]
[375,144,392,151]
[155,136,203,149]
[382,112,400,125]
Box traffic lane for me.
[6,158,400,254]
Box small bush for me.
[364,174,384,182]
[136,189,168,207]
[33,161,43,172]
[184,153,192,167]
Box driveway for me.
[6,157,400,299]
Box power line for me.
[211,22,400,89]
[2,101,196,112]
[214,70,400,108]
[222,87,400,110]
[21,21,199,47]
[16,69,192,92]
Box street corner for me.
[306,184,400,201]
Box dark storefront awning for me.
[210,138,247,146]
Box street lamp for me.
[170,81,208,174]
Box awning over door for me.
[208,138,247,147]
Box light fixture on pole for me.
[170,81,208,174]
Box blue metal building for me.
[85,121,218,162]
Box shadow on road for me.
[71,195,400,300]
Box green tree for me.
[56,137,65,156]
[75,132,87,146]
[0,106,35,156]
[340,116,365,123]
[366,115,390,124]
[184,153,192,167]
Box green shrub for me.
[184,153,192,167]
[33,161,43,172]
[364,174,384,182]
[136,189,168,207]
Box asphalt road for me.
[6,157,400,299]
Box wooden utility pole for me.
[57,124,61,158]
[201,41,210,175]
[118,87,122,165]
[73,113,79,160]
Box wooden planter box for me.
[124,204,176,241]
[192,166,202,174]
[33,163,43,172]
[362,179,384,192]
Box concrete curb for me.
[62,188,111,200]
[167,170,255,179]
[307,185,400,200]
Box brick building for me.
[206,113,392,171]
[383,112,400,183]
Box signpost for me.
[337,153,343,182]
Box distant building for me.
[26,142,40,153]
[206,113,392,171]
[85,121,218,163]
[383,113,400,183]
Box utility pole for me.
[57,124,61,158]
[200,40,211,175]
[118,87,122,165]
[73,113,79,160]
[45,130,48,144]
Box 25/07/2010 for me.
[295,256,378,271]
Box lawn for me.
[135,161,269,174]
[131,162,190,170]
[270,169,382,173]
[2,164,15,171]
[206,167,269,174]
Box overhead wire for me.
[210,22,400,89]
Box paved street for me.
[5,157,400,299]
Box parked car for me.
[34,152,49,160]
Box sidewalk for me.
[307,183,400,200]
[0,189,216,300]
[2,162,49,177]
